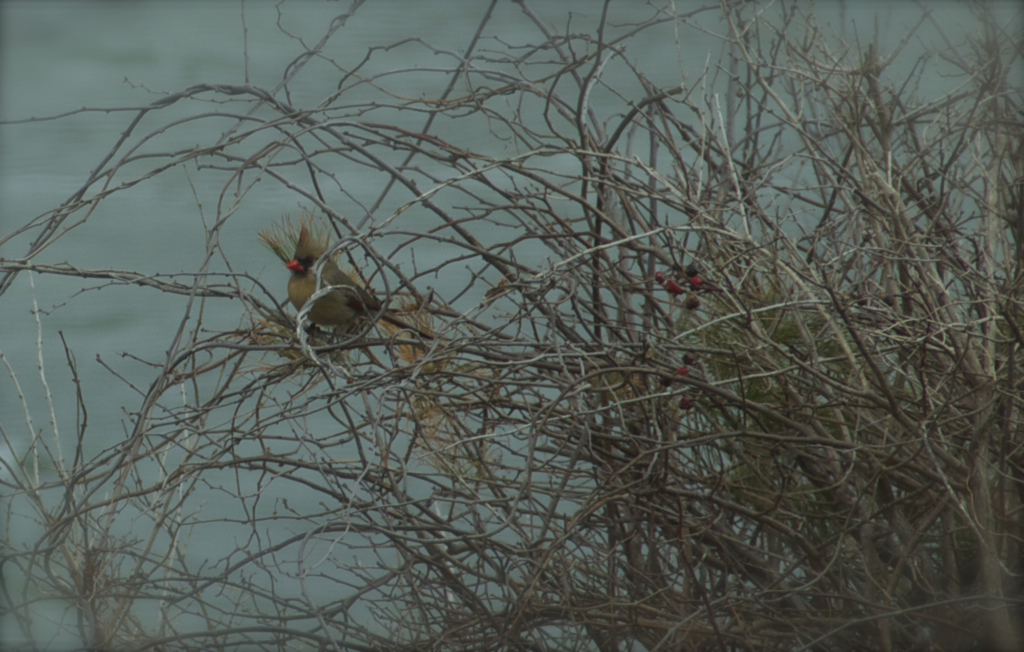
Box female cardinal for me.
[286,226,382,331]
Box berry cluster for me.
[674,366,695,410]
[653,270,685,295]
[653,266,710,410]
[654,264,707,292]
[654,262,707,310]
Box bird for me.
[284,226,431,338]
[285,226,384,331]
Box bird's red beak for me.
[286,259,304,272]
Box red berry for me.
[665,280,685,295]
[654,271,666,284]
[688,276,704,291]
[679,394,694,410]
[675,366,689,376]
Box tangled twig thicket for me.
[1,2,1022,651]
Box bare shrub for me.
[2,2,1022,651]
